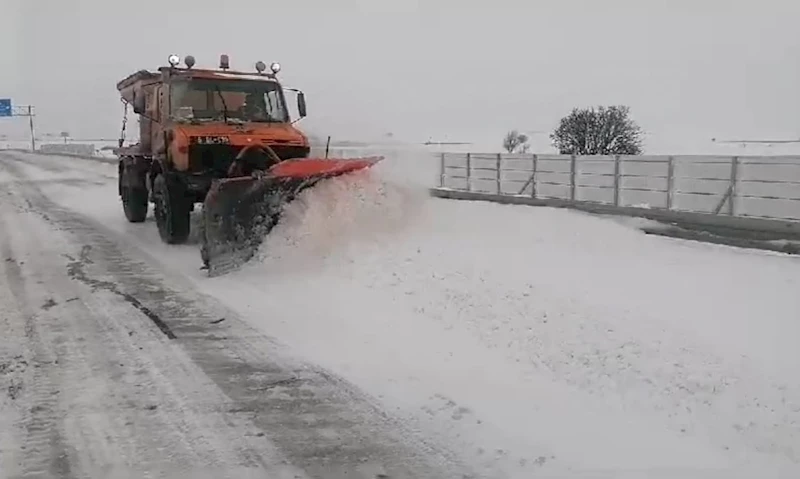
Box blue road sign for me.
[0,99,11,117]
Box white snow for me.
[9,149,800,478]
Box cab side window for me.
[265,89,286,121]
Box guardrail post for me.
[613,155,621,206]
[531,154,538,198]
[729,156,739,216]
[570,155,577,201]
[496,153,502,194]
[466,153,472,192]
[666,156,675,210]
[439,152,445,187]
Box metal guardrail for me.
[435,153,800,222]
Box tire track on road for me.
[0,188,31,478]
[0,153,473,478]
[0,156,309,478]
[0,196,75,479]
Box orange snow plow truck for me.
[115,54,382,276]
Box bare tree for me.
[550,106,643,155]
[502,130,530,153]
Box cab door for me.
[149,84,168,158]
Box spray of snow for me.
[251,170,427,276]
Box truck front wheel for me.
[121,186,148,223]
[153,174,191,244]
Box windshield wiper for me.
[213,85,229,123]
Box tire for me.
[153,174,191,244]
[200,242,210,270]
[121,186,148,223]
[119,159,149,223]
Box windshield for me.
[170,78,289,124]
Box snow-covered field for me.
[2,148,800,478]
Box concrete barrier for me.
[430,187,800,257]
[432,152,800,252]
[436,153,800,221]
[39,143,97,157]
[430,187,800,237]
[18,145,118,165]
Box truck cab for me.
[115,54,310,243]
[117,54,309,176]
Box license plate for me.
[193,136,231,145]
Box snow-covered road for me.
[0,153,473,478]
[2,149,800,478]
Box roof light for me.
[255,61,266,73]
[219,54,230,70]
[168,54,180,67]
[270,62,281,74]
[184,55,196,69]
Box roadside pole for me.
[0,99,37,151]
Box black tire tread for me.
[153,174,191,244]
[122,186,149,223]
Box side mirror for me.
[297,92,307,118]
[132,89,146,115]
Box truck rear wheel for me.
[121,186,148,223]
[153,174,191,244]
[119,157,149,223]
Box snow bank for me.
[195,151,799,477]
[16,148,800,477]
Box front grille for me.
[188,144,242,176]
[188,144,311,176]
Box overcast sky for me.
[4,0,799,151]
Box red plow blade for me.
[268,156,383,178]
[201,156,383,276]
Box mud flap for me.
[201,156,383,277]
